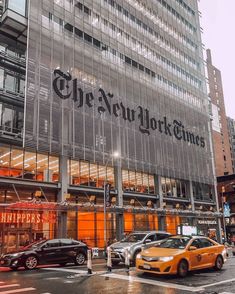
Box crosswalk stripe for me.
[0,287,36,294]
[102,273,204,292]
[219,292,235,294]
[0,285,19,289]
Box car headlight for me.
[136,253,142,259]
[158,256,174,262]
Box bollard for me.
[87,249,92,274]
[107,246,112,272]
[124,248,130,272]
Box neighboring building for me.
[0,0,221,253]
[227,117,235,173]
[217,174,235,243]
[206,49,233,177]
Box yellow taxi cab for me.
[136,235,227,277]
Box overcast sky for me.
[198,0,235,119]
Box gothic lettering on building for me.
[53,69,205,148]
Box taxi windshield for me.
[122,233,146,243]
[157,237,190,249]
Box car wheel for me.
[74,252,86,265]
[214,255,223,271]
[177,260,188,278]
[24,255,38,270]
[10,266,18,271]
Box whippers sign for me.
[53,69,205,148]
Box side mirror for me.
[189,246,197,251]
[145,239,152,244]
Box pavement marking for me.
[0,285,20,289]
[203,278,235,288]
[102,273,204,292]
[43,268,87,274]
[219,292,235,294]
[0,288,36,294]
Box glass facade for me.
[25,0,213,186]
[0,0,221,250]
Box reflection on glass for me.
[24,151,36,180]
[70,160,79,185]
[80,161,89,185]
[11,148,23,178]
[0,146,11,177]
[8,0,26,16]
[49,156,59,182]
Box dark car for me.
[0,238,88,270]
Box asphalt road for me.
[1,257,235,294]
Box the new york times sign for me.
[53,69,205,148]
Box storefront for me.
[0,203,57,254]
[197,218,218,239]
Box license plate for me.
[143,263,151,270]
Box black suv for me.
[0,238,88,270]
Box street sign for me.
[223,202,231,218]
[104,183,111,207]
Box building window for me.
[122,170,154,194]
[161,177,186,198]
[7,0,27,16]
[0,146,59,182]
[68,159,114,189]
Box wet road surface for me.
[0,258,235,293]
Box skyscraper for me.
[206,49,233,177]
[0,0,221,252]
[227,116,235,173]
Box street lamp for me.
[103,151,120,249]
[221,182,234,243]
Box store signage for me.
[53,69,205,148]
[0,212,56,224]
[198,219,217,225]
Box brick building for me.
[207,49,233,176]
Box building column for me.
[57,155,68,238]
[155,175,165,230]
[114,161,123,240]
[188,180,197,226]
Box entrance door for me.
[3,229,32,253]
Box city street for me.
[1,257,235,294]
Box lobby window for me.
[80,161,89,185]
[68,159,114,188]
[122,170,155,194]
[0,146,59,182]
[161,177,187,198]
[193,182,212,201]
